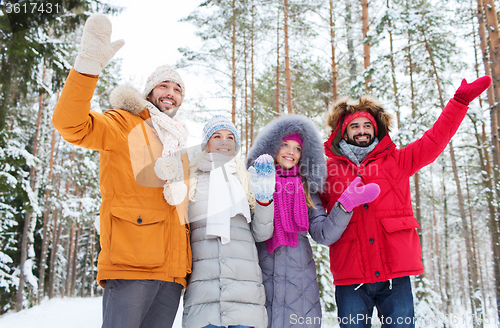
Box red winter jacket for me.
[321,97,468,285]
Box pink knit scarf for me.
[266,164,309,253]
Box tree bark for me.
[64,221,76,297]
[48,209,60,299]
[283,0,293,113]
[479,0,500,320]
[37,128,57,302]
[90,224,96,297]
[329,0,337,100]
[80,227,91,298]
[387,0,401,130]
[346,0,356,86]
[231,0,237,124]
[70,223,81,297]
[425,36,483,326]
[361,0,371,91]
[250,1,255,145]
[442,164,452,314]
[275,5,280,116]
[16,68,46,310]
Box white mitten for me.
[154,155,178,181]
[164,182,188,206]
[74,14,125,75]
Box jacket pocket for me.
[330,223,365,280]
[379,217,422,272]
[109,207,166,267]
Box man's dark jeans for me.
[335,276,415,328]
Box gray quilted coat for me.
[182,168,274,328]
[247,115,353,328]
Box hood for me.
[109,85,149,116]
[246,114,326,193]
[325,95,393,157]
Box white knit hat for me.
[143,65,185,101]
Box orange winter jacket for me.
[52,68,191,288]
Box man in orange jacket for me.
[52,14,191,328]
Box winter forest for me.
[1,0,500,327]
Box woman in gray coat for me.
[246,115,380,328]
[183,116,276,328]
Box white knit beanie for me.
[143,65,185,101]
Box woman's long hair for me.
[189,149,256,208]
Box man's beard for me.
[346,133,374,147]
[150,98,179,118]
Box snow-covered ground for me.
[0,296,183,328]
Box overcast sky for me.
[108,0,201,90]
[107,0,209,144]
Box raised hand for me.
[248,154,275,202]
[453,75,492,106]
[74,14,125,75]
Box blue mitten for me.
[248,154,275,201]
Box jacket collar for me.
[110,85,155,120]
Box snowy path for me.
[0,296,183,328]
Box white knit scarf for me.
[147,102,189,205]
[199,153,251,244]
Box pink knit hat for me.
[283,133,303,147]
[341,111,378,135]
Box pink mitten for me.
[453,76,492,106]
[337,177,380,212]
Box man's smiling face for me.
[343,116,375,147]
[147,81,182,117]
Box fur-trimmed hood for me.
[246,114,326,193]
[109,85,149,116]
[325,95,393,156]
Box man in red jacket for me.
[320,76,491,327]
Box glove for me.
[74,14,125,75]
[453,75,492,106]
[337,177,380,212]
[248,154,275,201]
